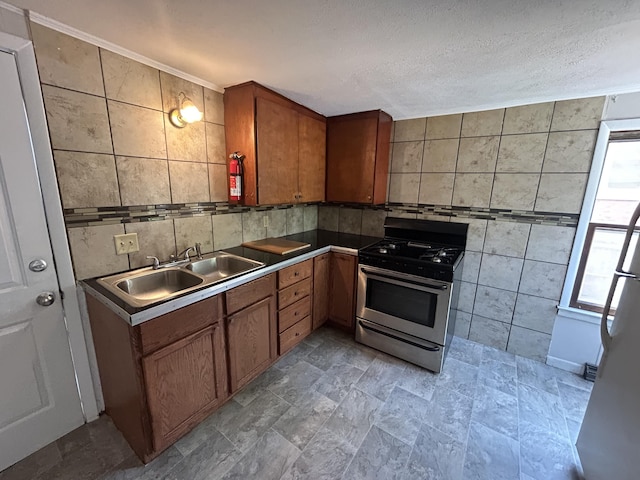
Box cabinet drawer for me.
[278,295,311,333]
[226,273,276,315]
[279,316,312,354]
[138,295,222,355]
[278,259,312,289]
[278,277,311,310]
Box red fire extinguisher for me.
[229,152,245,202]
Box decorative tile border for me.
[325,202,580,227]
[63,202,315,228]
[64,201,578,229]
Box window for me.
[570,133,640,313]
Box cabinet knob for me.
[367,195,372,201]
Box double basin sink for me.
[97,251,265,308]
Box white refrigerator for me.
[577,204,640,480]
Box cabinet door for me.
[227,296,277,393]
[298,114,326,203]
[313,253,330,329]
[329,253,357,329]
[326,116,378,203]
[142,324,226,451]
[256,97,299,205]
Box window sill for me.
[557,305,612,325]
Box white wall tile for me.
[525,225,576,265]
[518,260,567,301]
[507,326,551,362]
[394,118,426,142]
[473,285,517,323]
[469,315,511,350]
[483,221,531,258]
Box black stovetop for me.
[358,217,468,282]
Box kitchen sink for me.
[186,252,264,280]
[115,269,204,302]
[96,251,265,308]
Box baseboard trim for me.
[547,355,585,374]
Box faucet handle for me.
[195,242,203,259]
[146,256,160,269]
[182,246,195,262]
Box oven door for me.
[356,264,452,345]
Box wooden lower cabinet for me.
[86,294,226,462]
[329,252,358,329]
[312,253,330,329]
[143,324,226,451]
[226,295,278,393]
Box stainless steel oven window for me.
[365,277,438,328]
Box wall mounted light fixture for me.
[169,92,203,128]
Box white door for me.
[0,50,84,471]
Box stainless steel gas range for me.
[355,217,467,373]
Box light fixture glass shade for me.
[179,99,203,123]
[168,93,203,128]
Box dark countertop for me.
[81,229,380,323]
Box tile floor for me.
[0,326,593,480]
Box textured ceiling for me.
[7,0,640,119]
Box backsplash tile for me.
[483,221,531,258]
[125,219,176,268]
[168,161,210,203]
[108,100,167,158]
[206,122,226,164]
[54,151,120,209]
[212,213,243,250]
[391,141,423,172]
[461,109,504,137]
[477,254,524,292]
[393,118,426,142]
[457,136,499,172]
[496,133,547,172]
[418,173,455,205]
[204,88,224,125]
[422,139,459,172]
[159,71,205,115]
[42,85,113,153]
[535,173,588,213]
[425,114,462,140]
[451,173,494,207]
[116,156,171,206]
[67,224,129,279]
[469,315,510,350]
[490,173,539,210]
[31,23,104,96]
[550,97,605,131]
[473,285,517,323]
[542,130,597,173]
[502,102,554,135]
[100,49,162,110]
[174,216,214,254]
[165,120,207,162]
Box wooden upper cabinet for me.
[298,115,326,203]
[224,81,326,206]
[326,110,392,205]
[256,98,299,205]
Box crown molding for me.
[27,10,223,93]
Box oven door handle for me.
[361,268,448,292]
[359,320,441,352]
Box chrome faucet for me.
[172,246,195,262]
[147,246,195,270]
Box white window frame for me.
[559,118,640,322]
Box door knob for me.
[29,259,48,272]
[36,292,55,306]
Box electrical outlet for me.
[263,215,269,228]
[114,233,139,255]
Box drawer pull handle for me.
[294,311,298,316]
[295,332,300,337]
[294,272,299,277]
[294,291,298,296]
